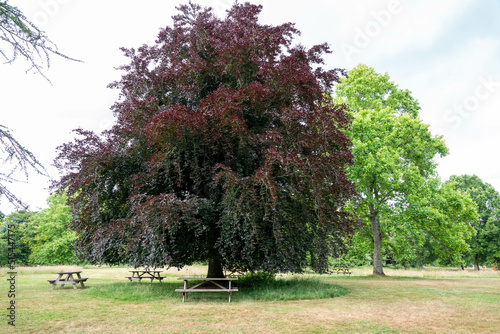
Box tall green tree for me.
[54,3,357,277]
[445,174,500,269]
[25,191,77,265]
[335,64,474,275]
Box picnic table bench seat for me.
[47,277,88,284]
[176,277,238,302]
[125,276,164,282]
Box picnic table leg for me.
[76,272,85,287]
[68,274,78,289]
[52,274,63,289]
[183,280,187,302]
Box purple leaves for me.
[54,2,358,274]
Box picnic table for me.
[47,271,88,290]
[126,270,164,283]
[331,262,352,275]
[175,277,238,303]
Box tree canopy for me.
[446,174,500,269]
[0,209,36,265]
[335,64,475,275]
[25,191,77,265]
[0,191,78,266]
[54,2,358,277]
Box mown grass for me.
[1,265,499,333]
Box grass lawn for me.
[1,265,499,333]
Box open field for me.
[1,265,499,333]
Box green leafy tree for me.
[26,191,78,265]
[1,210,37,265]
[479,218,500,267]
[400,180,476,267]
[445,174,500,269]
[334,64,475,275]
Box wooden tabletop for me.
[57,271,82,274]
[178,277,238,280]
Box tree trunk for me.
[207,256,225,278]
[370,204,385,276]
[473,254,480,271]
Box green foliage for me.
[0,191,79,266]
[0,210,37,265]
[446,175,500,266]
[26,191,78,265]
[0,238,7,266]
[479,218,500,264]
[335,64,476,272]
[334,64,420,117]
[396,180,477,266]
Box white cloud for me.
[437,132,500,191]
[409,36,500,134]
[333,0,475,65]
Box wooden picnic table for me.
[48,271,88,290]
[175,277,238,303]
[126,270,164,283]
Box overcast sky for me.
[1,0,499,214]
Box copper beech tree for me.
[54,2,357,277]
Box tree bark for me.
[207,256,225,278]
[473,262,480,271]
[370,204,385,276]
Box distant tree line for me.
[0,191,80,266]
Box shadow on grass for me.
[82,277,349,303]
